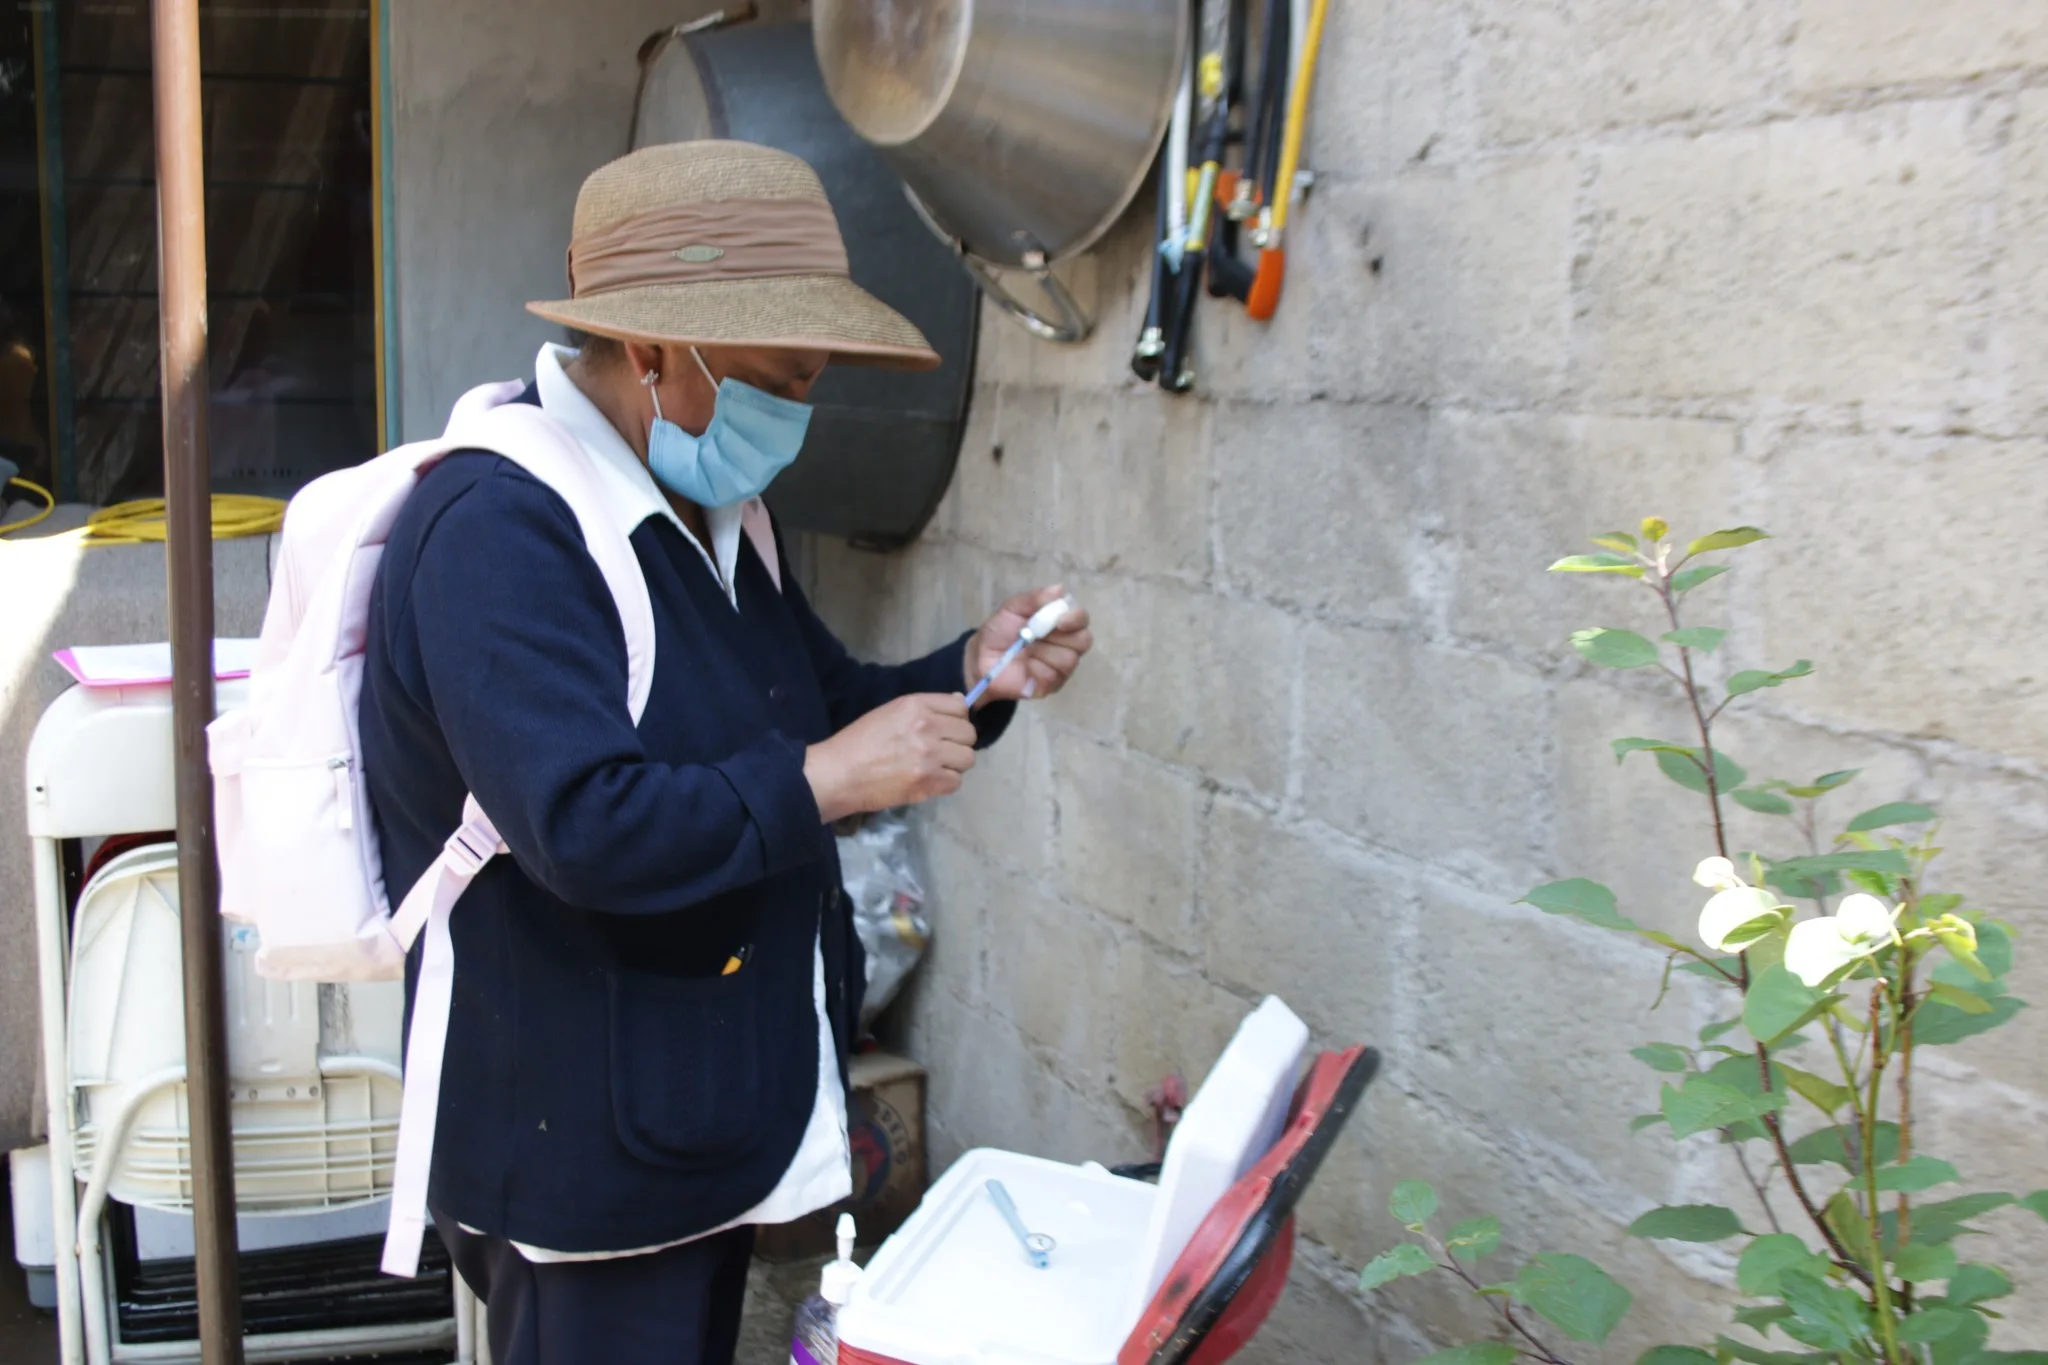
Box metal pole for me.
[150,0,245,1360]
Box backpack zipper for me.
[328,756,354,831]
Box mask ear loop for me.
[641,369,665,423]
[689,345,719,396]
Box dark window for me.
[0,0,377,506]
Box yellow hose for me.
[1,476,56,536]
[1269,0,1328,239]
[82,494,286,545]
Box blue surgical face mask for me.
[643,347,811,508]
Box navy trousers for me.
[435,1213,756,1365]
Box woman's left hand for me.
[965,584,1093,705]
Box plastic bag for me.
[836,810,931,1031]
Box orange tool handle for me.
[1246,247,1286,321]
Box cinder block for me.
[1472,0,1785,144]
[983,881,1121,1078]
[933,705,1056,873]
[1369,156,1579,405]
[1121,584,1298,797]
[1792,0,2048,91]
[1299,627,1551,893]
[1039,569,1132,742]
[950,384,1062,559]
[1053,388,1211,583]
[1199,795,1402,1048]
[1994,90,2048,432]
[1583,102,1991,411]
[1432,407,1741,657]
[1213,399,1429,625]
[1404,875,1716,1199]
[914,824,996,1005]
[1308,0,1464,180]
[1110,937,1255,1116]
[1052,733,1203,943]
[1756,429,2048,765]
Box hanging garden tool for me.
[1204,0,1259,304]
[1209,0,1287,304]
[1133,0,1198,382]
[1247,0,1328,321]
[1158,0,1240,393]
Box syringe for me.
[963,595,1076,708]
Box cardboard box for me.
[754,1051,927,1262]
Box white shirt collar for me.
[533,342,743,607]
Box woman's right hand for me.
[804,693,977,824]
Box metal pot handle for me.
[903,187,1094,346]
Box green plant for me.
[1360,520,2048,1364]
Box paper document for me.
[53,639,260,688]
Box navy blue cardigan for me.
[359,426,1009,1252]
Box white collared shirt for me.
[475,345,851,1263]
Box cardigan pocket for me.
[606,967,765,1170]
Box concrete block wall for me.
[799,1,2048,1355]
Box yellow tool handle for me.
[1270,0,1329,239]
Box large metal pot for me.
[814,0,1188,344]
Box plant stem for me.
[1733,1142,1785,1234]
[1433,1254,1573,1365]
[1864,985,1905,1365]
[1896,935,1918,1313]
[1656,579,1729,860]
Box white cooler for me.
[837,997,1311,1365]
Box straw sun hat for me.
[527,140,940,371]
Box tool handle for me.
[1246,246,1286,321]
[1158,252,1204,392]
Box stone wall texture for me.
[797,2,2048,1356]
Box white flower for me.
[1693,857,1742,891]
[1699,886,1784,952]
[1783,893,1899,987]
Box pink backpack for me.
[207,379,778,1275]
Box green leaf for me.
[1734,788,1796,815]
[1713,1336,1831,1365]
[1655,747,1748,794]
[1612,736,1695,762]
[1630,1043,1690,1074]
[1591,531,1639,553]
[1357,1241,1434,1290]
[1846,801,1936,832]
[1446,1216,1501,1263]
[1699,1017,1742,1043]
[1663,627,1726,652]
[1660,1077,1784,1139]
[1519,878,1636,931]
[1899,1308,1971,1344]
[1976,920,2014,977]
[1639,517,1668,542]
[1670,564,1729,594]
[1413,1347,1518,1365]
[1512,1253,1632,1344]
[1389,1180,1438,1227]
[1737,1234,1826,1296]
[1768,847,1912,883]
[1571,627,1662,669]
[1926,980,1994,1015]
[1778,1064,1855,1115]
[1946,1262,2014,1306]
[1551,553,1646,577]
[1787,1121,1899,1168]
[2022,1190,2048,1223]
[1874,1156,1960,1193]
[1744,964,1828,1046]
[1776,1269,1873,1351]
[1732,1304,1796,1333]
[1637,1351,1715,1365]
[1886,1193,2016,1246]
[1895,1241,1959,1282]
[1627,1204,1744,1242]
[1687,526,1769,555]
[1913,992,2026,1046]
[1629,1113,1667,1134]
[1727,660,1815,698]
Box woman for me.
[358,140,1091,1364]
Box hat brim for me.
[526,274,941,372]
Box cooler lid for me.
[1126,997,1308,1321]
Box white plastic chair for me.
[25,678,480,1365]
